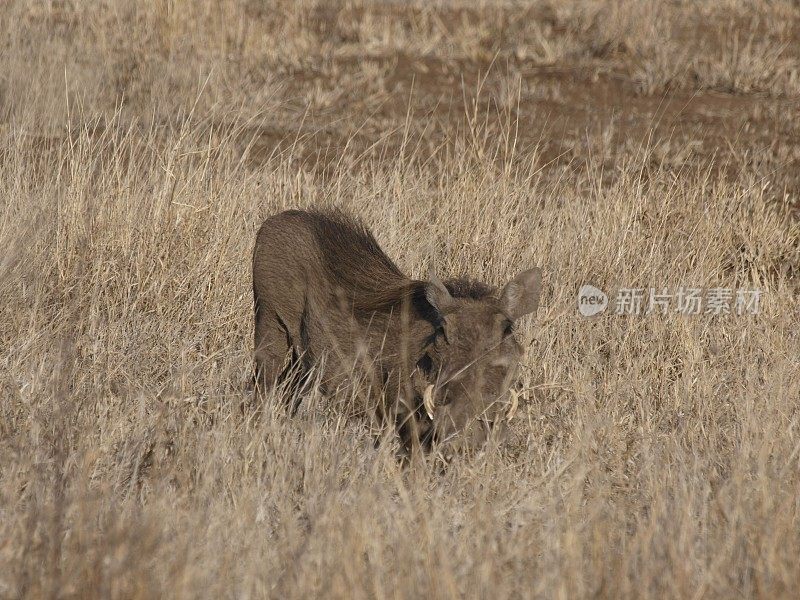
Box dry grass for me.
[1,1,799,598]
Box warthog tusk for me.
[423,384,435,420]
[507,388,520,421]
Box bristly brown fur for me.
[305,209,495,312]
[307,208,406,291]
[303,208,419,312]
[443,278,496,300]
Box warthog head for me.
[414,268,542,453]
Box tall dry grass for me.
[1,1,799,598]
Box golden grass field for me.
[1,0,799,598]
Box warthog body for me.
[252,209,541,452]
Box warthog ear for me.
[500,267,542,320]
[425,272,453,314]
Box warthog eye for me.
[417,353,433,374]
[502,319,514,338]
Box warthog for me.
[252,209,541,452]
